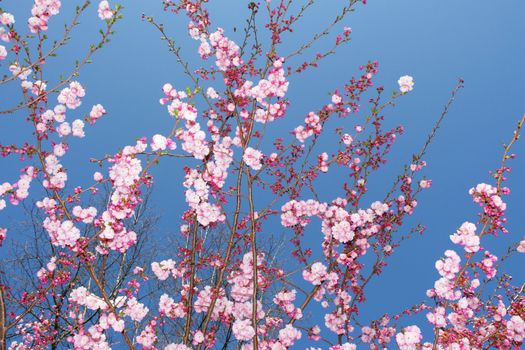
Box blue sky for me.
[1,0,524,345]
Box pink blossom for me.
[28,0,61,33]
[54,104,66,122]
[450,221,480,253]
[435,250,461,280]
[507,315,525,342]
[72,205,97,224]
[0,228,6,246]
[232,319,255,341]
[278,324,301,346]
[159,294,186,319]
[90,104,106,122]
[31,80,47,95]
[151,259,176,280]
[151,134,168,151]
[395,325,422,350]
[193,330,205,345]
[426,307,447,327]
[294,125,314,143]
[137,322,158,348]
[342,133,353,145]
[361,326,376,343]
[69,287,107,311]
[72,119,85,138]
[419,179,432,188]
[332,93,342,104]
[433,277,461,301]
[94,172,104,182]
[44,219,81,248]
[165,344,191,350]
[9,64,31,80]
[517,237,525,253]
[207,87,219,99]
[58,82,85,109]
[0,12,15,25]
[0,45,7,61]
[0,28,9,43]
[53,143,67,157]
[243,147,263,171]
[303,262,328,286]
[325,312,347,335]
[57,122,71,137]
[478,250,498,279]
[98,1,113,20]
[398,75,414,93]
[123,297,149,322]
[318,152,329,172]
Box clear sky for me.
[1,0,524,346]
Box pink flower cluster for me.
[469,182,508,234]
[151,259,185,281]
[476,250,498,279]
[10,166,36,204]
[395,325,422,350]
[430,276,461,301]
[183,168,225,227]
[428,249,463,302]
[280,199,327,227]
[294,112,322,143]
[302,262,336,287]
[98,1,113,20]
[0,13,14,47]
[123,297,149,322]
[89,104,106,124]
[43,218,81,248]
[232,319,255,341]
[136,321,158,348]
[28,0,61,33]
[151,134,177,152]
[58,81,85,110]
[325,312,347,335]
[159,293,186,319]
[72,205,97,224]
[201,136,234,189]
[435,250,461,280]
[228,253,265,303]
[69,286,108,311]
[233,58,289,124]
[281,198,390,251]
[426,306,447,328]
[204,28,242,71]
[450,222,480,253]
[0,12,14,26]
[9,63,32,80]
[94,142,146,253]
[278,324,302,347]
[165,344,191,350]
[273,289,302,320]
[507,316,525,343]
[163,90,209,160]
[70,326,110,350]
[243,147,263,171]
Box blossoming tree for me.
[0,1,523,349]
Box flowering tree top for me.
[0,1,523,350]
